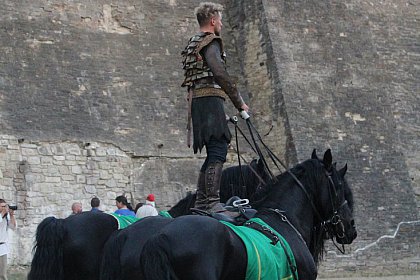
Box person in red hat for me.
[135,194,158,219]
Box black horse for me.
[137,149,357,280]
[28,212,118,280]
[27,193,197,280]
[220,158,268,202]
[99,161,268,280]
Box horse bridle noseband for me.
[322,170,349,253]
[267,166,349,254]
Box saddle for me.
[191,196,257,225]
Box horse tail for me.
[140,234,179,280]
[100,231,124,280]
[28,217,65,280]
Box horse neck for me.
[254,169,321,248]
[168,193,196,217]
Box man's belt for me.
[0,242,5,245]
[192,88,227,99]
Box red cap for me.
[146,194,155,202]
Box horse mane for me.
[220,159,267,201]
[167,192,196,217]
[250,158,330,265]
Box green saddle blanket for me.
[108,213,140,229]
[109,211,173,229]
[221,218,298,280]
[158,210,173,218]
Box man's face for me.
[212,13,223,36]
[0,203,7,213]
[116,201,123,209]
[72,204,82,214]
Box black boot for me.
[193,172,207,210]
[205,161,223,211]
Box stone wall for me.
[0,0,419,277]
[225,0,419,276]
[0,135,202,265]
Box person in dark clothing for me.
[182,2,249,211]
[90,197,102,212]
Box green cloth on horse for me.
[158,210,173,218]
[108,213,140,229]
[221,218,298,280]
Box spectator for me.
[136,194,159,219]
[134,202,144,214]
[90,197,102,212]
[0,199,16,280]
[71,202,82,215]
[114,196,135,217]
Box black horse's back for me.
[139,215,247,280]
[139,233,179,280]
[63,212,118,280]
[99,230,123,280]
[101,216,174,280]
[28,216,65,280]
[29,212,118,280]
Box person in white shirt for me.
[0,199,16,280]
[136,194,159,219]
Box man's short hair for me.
[195,2,224,26]
[115,195,128,205]
[91,197,100,208]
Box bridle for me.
[268,163,350,254]
[229,115,350,252]
[321,169,349,253]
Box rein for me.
[230,115,348,253]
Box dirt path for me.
[319,276,419,280]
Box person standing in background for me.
[0,199,16,280]
[114,195,135,217]
[71,202,82,215]
[90,197,102,212]
[136,194,158,218]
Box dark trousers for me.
[200,137,228,172]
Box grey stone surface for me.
[0,0,418,277]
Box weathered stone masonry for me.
[1,135,202,265]
[0,0,418,277]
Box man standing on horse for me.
[182,2,249,211]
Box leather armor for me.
[181,32,225,89]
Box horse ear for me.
[323,149,332,168]
[311,149,318,160]
[338,164,348,177]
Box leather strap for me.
[192,87,227,99]
[186,88,193,148]
[245,221,279,245]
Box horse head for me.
[312,149,357,245]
